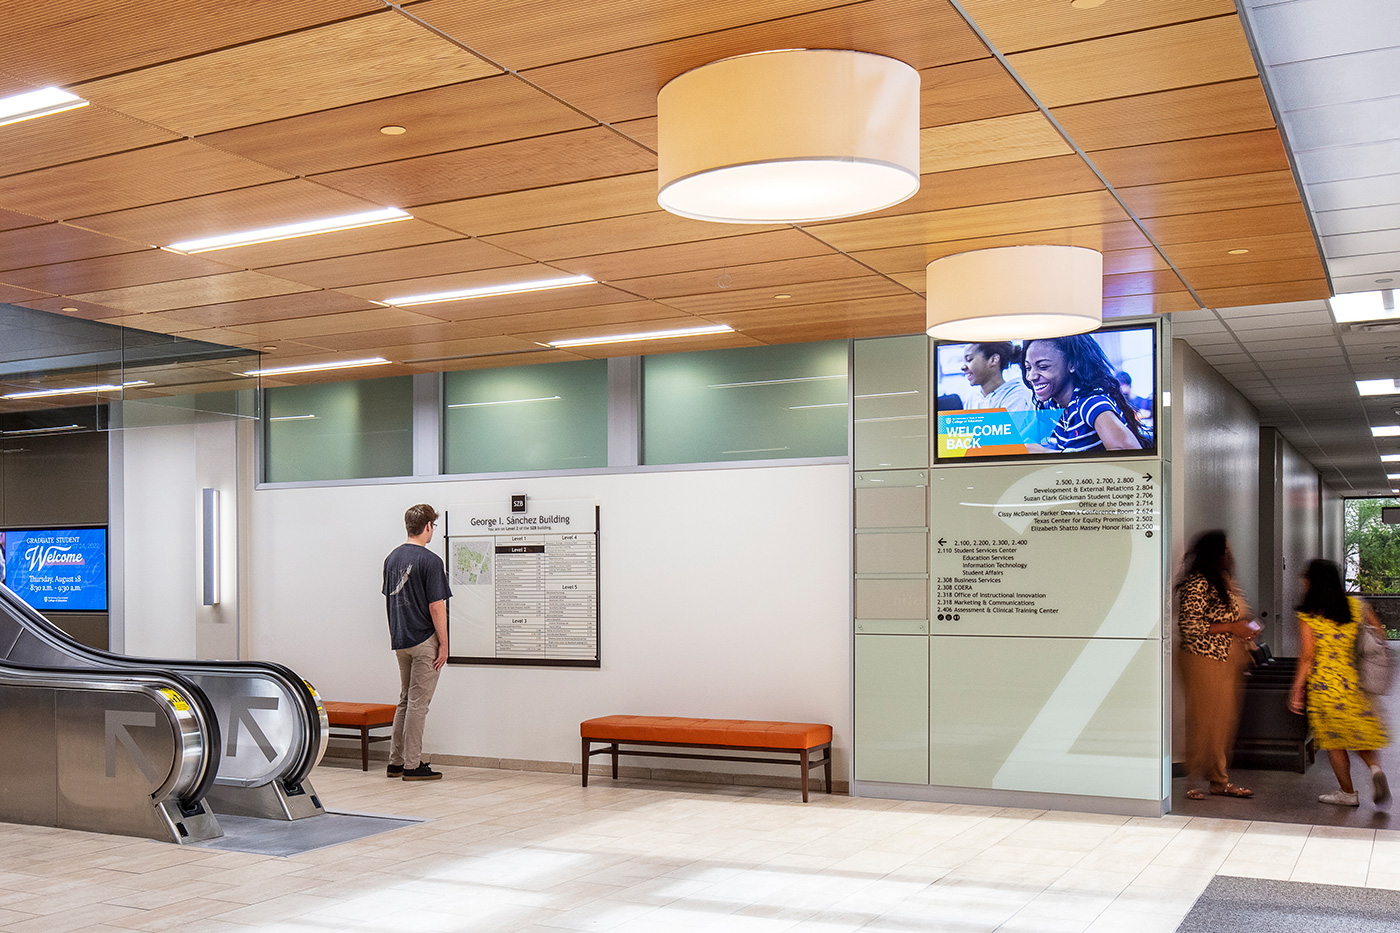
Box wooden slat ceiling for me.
[0,0,1328,390]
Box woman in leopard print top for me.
[1177,530,1260,800]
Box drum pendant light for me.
[657,49,921,224]
[926,246,1104,341]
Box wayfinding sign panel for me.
[929,462,1163,638]
[445,500,599,666]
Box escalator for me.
[0,661,222,843]
[0,583,329,821]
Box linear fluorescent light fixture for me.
[548,324,734,349]
[0,424,83,435]
[385,274,595,307]
[448,396,561,409]
[1330,289,1397,324]
[1383,454,1400,462]
[1390,474,1400,481]
[1358,378,1400,396]
[2,380,150,400]
[240,357,389,377]
[168,208,411,253]
[0,87,88,128]
[1374,426,1400,437]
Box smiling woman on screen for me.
[1021,335,1149,452]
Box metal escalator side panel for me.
[188,671,300,788]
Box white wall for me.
[244,464,854,776]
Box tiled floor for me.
[3,764,1399,933]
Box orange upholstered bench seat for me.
[324,701,397,771]
[581,715,833,802]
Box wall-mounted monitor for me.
[933,323,1158,462]
[0,527,108,612]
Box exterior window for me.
[643,342,848,465]
[264,376,412,482]
[443,360,608,474]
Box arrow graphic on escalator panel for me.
[105,710,161,782]
[227,694,279,762]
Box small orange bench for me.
[323,701,397,771]
[581,715,833,802]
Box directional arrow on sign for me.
[105,710,161,782]
[228,695,279,762]
[937,538,947,546]
[1143,473,1153,482]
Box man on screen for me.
[383,503,450,781]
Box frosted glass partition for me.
[264,376,412,482]
[853,335,928,470]
[643,342,848,464]
[443,360,607,474]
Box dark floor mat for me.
[1178,876,1400,932]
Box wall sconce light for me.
[657,49,920,224]
[201,488,219,606]
[926,245,1104,341]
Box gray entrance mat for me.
[192,810,423,857]
[1178,876,1400,932]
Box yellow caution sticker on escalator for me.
[159,688,191,711]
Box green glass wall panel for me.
[855,634,929,784]
[443,360,607,473]
[642,342,848,464]
[264,376,412,482]
[853,335,929,470]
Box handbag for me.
[1354,605,1394,695]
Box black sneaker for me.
[402,763,442,781]
[386,764,403,778]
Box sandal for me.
[1185,788,1206,800]
[1209,783,1253,798]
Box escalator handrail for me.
[0,583,321,787]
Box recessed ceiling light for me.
[167,208,411,253]
[1378,278,1394,284]
[1374,425,1400,437]
[1227,248,1250,255]
[262,345,277,351]
[547,324,734,348]
[774,294,792,299]
[1329,289,1397,323]
[1358,378,1400,396]
[385,274,596,306]
[239,357,390,377]
[60,307,78,312]
[2,379,150,400]
[1069,0,1107,8]
[0,87,89,129]
[380,125,407,135]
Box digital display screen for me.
[0,527,108,611]
[933,324,1158,461]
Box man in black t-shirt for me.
[382,503,450,781]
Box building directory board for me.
[928,461,1163,639]
[444,499,599,666]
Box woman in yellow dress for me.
[1288,559,1389,807]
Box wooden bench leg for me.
[360,726,370,772]
[823,746,832,795]
[611,742,619,779]
[582,738,590,787]
[801,748,810,803]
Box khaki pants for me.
[390,635,440,768]
[1181,639,1247,787]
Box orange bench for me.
[581,715,833,802]
[323,701,397,771]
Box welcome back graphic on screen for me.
[0,528,108,611]
[934,325,1157,461]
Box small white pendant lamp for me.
[657,49,921,224]
[925,246,1104,341]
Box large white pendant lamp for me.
[657,49,921,224]
[925,245,1104,341]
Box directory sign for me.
[928,462,1163,638]
[445,500,599,666]
[1,527,108,611]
